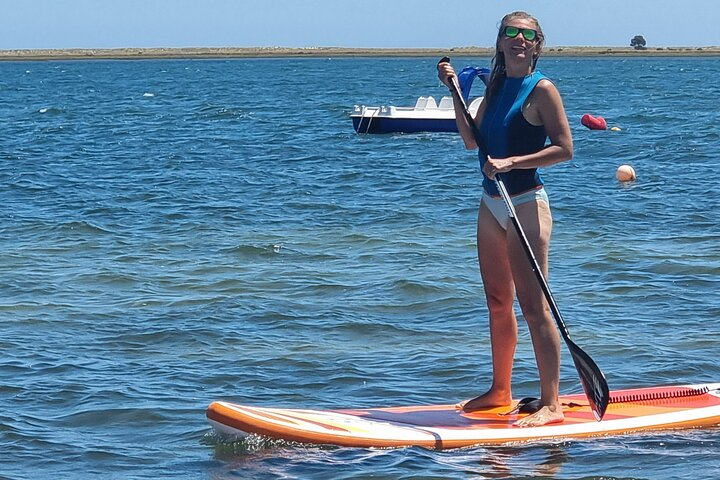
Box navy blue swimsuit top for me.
[478,71,548,196]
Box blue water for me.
[1,55,718,479]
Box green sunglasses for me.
[502,25,538,42]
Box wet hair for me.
[484,11,545,105]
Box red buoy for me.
[581,114,607,130]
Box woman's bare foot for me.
[514,405,564,427]
[456,389,512,412]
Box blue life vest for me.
[479,71,548,196]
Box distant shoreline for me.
[1,46,719,61]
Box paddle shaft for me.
[492,172,572,339]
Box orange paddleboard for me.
[207,383,720,449]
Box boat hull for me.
[351,96,482,134]
[351,116,458,134]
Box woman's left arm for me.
[534,79,573,165]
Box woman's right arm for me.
[437,61,484,150]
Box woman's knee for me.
[519,300,552,329]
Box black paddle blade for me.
[568,340,610,421]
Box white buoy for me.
[616,165,636,182]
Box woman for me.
[438,11,573,427]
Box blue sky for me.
[1,0,718,50]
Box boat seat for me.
[414,96,429,110]
[468,96,484,112]
[438,96,454,109]
[425,96,437,109]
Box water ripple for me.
[0,56,719,479]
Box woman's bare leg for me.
[458,203,517,412]
[508,199,564,426]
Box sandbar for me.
[1,46,719,61]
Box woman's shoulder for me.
[532,75,560,98]
[524,73,565,123]
[531,71,554,86]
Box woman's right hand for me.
[437,61,456,89]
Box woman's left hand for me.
[483,155,515,178]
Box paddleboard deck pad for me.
[207,383,720,449]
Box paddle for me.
[438,56,609,421]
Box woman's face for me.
[498,18,541,65]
